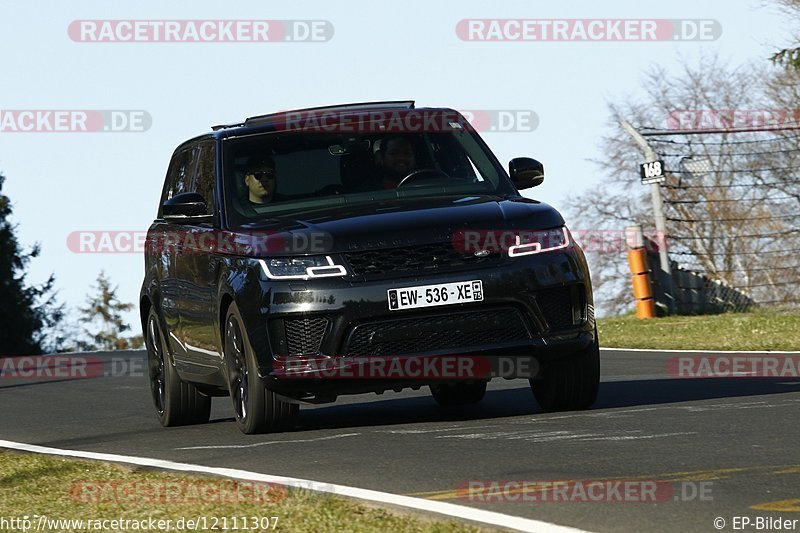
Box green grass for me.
[597,308,800,351]
[0,450,491,533]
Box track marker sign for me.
[640,160,666,184]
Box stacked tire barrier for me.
[671,266,755,315]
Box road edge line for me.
[600,347,798,354]
[0,439,590,533]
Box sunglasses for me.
[251,170,276,181]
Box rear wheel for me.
[530,329,600,412]
[224,303,298,434]
[430,381,487,406]
[145,309,211,426]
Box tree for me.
[771,0,800,70]
[565,54,800,315]
[77,271,143,351]
[0,173,65,355]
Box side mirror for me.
[509,157,544,190]
[162,192,212,221]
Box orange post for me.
[627,248,656,319]
[625,225,656,319]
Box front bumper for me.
[244,246,595,399]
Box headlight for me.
[508,227,571,258]
[259,256,347,280]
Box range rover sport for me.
[140,101,599,434]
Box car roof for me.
[198,101,466,140]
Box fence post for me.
[620,121,676,315]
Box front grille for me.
[535,285,584,331]
[343,242,501,279]
[285,317,329,355]
[344,308,531,356]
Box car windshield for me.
[223,127,511,225]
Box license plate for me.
[388,280,483,311]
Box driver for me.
[244,155,280,204]
[376,136,418,189]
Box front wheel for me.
[224,303,298,434]
[530,330,600,412]
[145,309,211,426]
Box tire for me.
[145,309,211,426]
[530,329,600,412]
[430,381,487,407]
[223,303,298,434]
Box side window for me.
[193,141,216,216]
[174,145,199,198]
[158,146,197,217]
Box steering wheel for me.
[396,168,451,188]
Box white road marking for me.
[176,432,361,450]
[602,374,669,382]
[434,429,695,444]
[580,432,696,442]
[380,425,495,434]
[0,439,590,533]
[506,408,661,424]
[601,347,799,354]
[680,401,792,412]
[508,399,800,424]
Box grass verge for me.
[0,450,490,533]
[597,307,800,351]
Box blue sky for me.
[0,0,792,333]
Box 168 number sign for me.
[640,160,666,184]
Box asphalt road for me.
[2,348,800,532]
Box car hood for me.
[232,195,565,256]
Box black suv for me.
[140,101,599,434]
